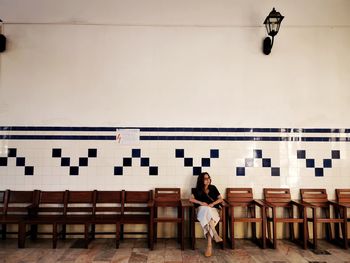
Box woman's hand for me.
[201,202,209,206]
[208,203,214,208]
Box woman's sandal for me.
[204,245,212,257]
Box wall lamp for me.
[0,19,6,53]
[263,8,284,55]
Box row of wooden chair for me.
[226,188,350,250]
[1,188,349,251]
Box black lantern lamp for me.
[263,8,284,55]
[0,19,6,53]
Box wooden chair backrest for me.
[6,190,35,215]
[37,191,65,215]
[65,190,95,215]
[226,188,254,206]
[154,188,180,207]
[300,188,328,207]
[264,188,291,207]
[335,189,350,204]
[123,190,153,215]
[95,190,123,216]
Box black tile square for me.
[262,158,271,167]
[193,167,202,176]
[306,159,315,168]
[123,157,132,166]
[16,157,25,166]
[141,158,150,167]
[0,157,8,166]
[149,166,158,176]
[210,149,219,158]
[271,167,280,176]
[236,167,245,176]
[114,166,123,176]
[297,150,306,159]
[79,157,88,166]
[70,166,79,176]
[61,157,70,167]
[332,150,340,159]
[88,148,97,158]
[175,149,184,158]
[315,168,324,177]
[184,158,193,167]
[323,159,332,168]
[52,148,62,158]
[245,158,254,167]
[201,158,210,167]
[8,148,17,157]
[253,149,262,158]
[25,166,34,176]
[132,149,141,158]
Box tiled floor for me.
[1,238,350,263]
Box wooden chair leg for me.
[261,207,267,249]
[120,224,124,240]
[84,224,89,249]
[289,207,295,241]
[53,223,58,249]
[116,223,120,249]
[18,223,26,248]
[30,224,38,240]
[1,224,6,240]
[91,224,96,240]
[230,218,235,249]
[61,224,66,240]
[312,209,318,249]
[149,221,154,250]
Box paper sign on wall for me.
[116,129,140,145]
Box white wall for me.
[0,0,350,239]
[0,0,350,127]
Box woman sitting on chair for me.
[189,172,223,257]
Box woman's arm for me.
[189,194,208,206]
[208,194,224,208]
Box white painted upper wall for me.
[1,0,350,26]
[0,0,349,127]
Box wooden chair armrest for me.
[252,199,265,207]
[300,201,317,209]
[290,200,307,208]
[181,199,192,207]
[329,200,349,209]
[262,200,276,208]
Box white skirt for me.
[196,206,220,239]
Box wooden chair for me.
[0,190,36,247]
[57,190,95,248]
[0,190,7,240]
[263,188,308,249]
[121,190,154,249]
[152,188,185,250]
[91,190,122,248]
[335,189,350,248]
[300,188,347,249]
[189,188,226,250]
[226,188,266,249]
[19,190,66,248]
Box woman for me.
[189,172,224,257]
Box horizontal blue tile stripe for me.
[0,135,116,140]
[1,126,349,133]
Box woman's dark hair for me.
[196,172,211,194]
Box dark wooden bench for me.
[0,190,36,247]
[226,188,266,249]
[56,190,95,248]
[19,190,66,248]
[263,188,308,249]
[152,188,185,250]
[300,188,347,249]
[90,190,122,248]
[121,190,154,249]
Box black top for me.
[192,185,221,209]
